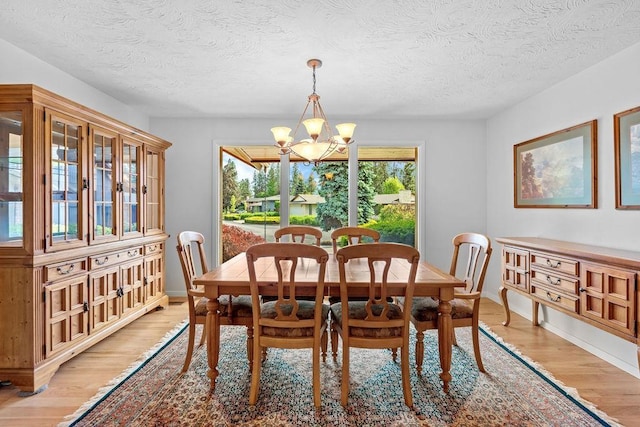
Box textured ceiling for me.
[1,0,640,120]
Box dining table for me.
[193,251,465,393]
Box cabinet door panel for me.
[581,262,636,336]
[89,125,118,244]
[45,276,88,357]
[144,252,164,303]
[45,110,88,252]
[121,259,144,314]
[502,246,529,292]
[89,266,120,332]
[120,138,143,240]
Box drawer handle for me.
[546,291,561,303]
[95,256,109,266]
[546,259,561,268]
[546,275,561,286]
[56,264,75,275]
[127,250,138,257]
[148,244,158,252]
[579,287,586,293]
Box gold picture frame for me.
[514,120,597,208]
[614,106,640,209]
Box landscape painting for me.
[514,120,597,208]
[615,106,640,209]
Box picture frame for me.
[514,120,597,208]
[614,106,640,209]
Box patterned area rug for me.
[61,322,620,426]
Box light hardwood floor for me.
[0,298,639,426]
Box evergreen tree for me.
[402,162,416,193]
[305,172,317,194]
[371,161,389,194]
[266,164,280,196]
[238,178,251,201]
[314,162,349,230]
[252,169,267,198]
[222,158,238,212]
[290,163,306,195]
[357,162,376,224]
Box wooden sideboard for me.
[0,85,171,393]
[497,237,640,368]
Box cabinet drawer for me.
[531,252,578,276]
[530,269,579,295]
[45,258,88,282]
[531,284,579,314]
[90,247,143,270]
[144,242,163,255]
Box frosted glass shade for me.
[290,140,335,162]
[271,127,291,145]
[336,123,356,142]
[302,118,325,138]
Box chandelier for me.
[270,59,356,164]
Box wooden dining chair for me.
[176,231,254,373]
[330,226,380,256]
[246,242,329,408]
[330,242,420,407]
[274,225,322,245]
[402,232,492,374]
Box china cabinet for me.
[0,84,171,392]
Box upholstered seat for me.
[246,242,330,408]
[177,231,254,373]
[410,297,474,321]
[330,301,403,338]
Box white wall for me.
[0,39,149,130]
[150,117,487,299]
[486,41,640,377]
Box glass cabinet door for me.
[120,137,143,239]
[144,146,164,235]
[46,111,87,250]
[0,110,23,247]
[90,125,118,243]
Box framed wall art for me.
[514,120,597,208]
[614,106,640,209]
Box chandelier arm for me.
[292,99,313,143]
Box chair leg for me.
[341,342,350,406]
[261,347,267,362]
[330,321,339,362]
[391,347,398,362]
[313,341,321,408]
[415,330,424,375]
[247,326,254,371]
[471,322,485,372]
[321,329,328,363]
[182,321,196,373]
[452,328,458,346]
[401,345,413,407]
[249,338,262,405]
[198,320,207,346]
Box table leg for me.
[437,298,453,393]
[206,298,221,391]
[499,286,511,326]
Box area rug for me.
[60,322,620,427]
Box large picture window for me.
[218,145,418,263]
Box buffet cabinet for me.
[0,85,171,392]
[497,237,640,368]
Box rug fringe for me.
[58,318,189,427]
[479,322,623,427]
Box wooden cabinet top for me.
[0,84,171,150]
[496,237,640,270]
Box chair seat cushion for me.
[410,297,474,322]
[194,295,253,317]
[330,301,403,338]
[261,300,329,337]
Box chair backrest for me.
[449,232,492,294]
[330,226,380,255]
[336,242,420,330]
[176,231,209,295]
[274,225,322,245]
[246,243,329,330]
